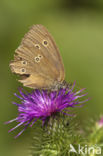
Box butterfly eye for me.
[20,68,26,73]
[42,40,48,47]
[35,44,40,49]
[22,61,27,65]
[34,57,40,63]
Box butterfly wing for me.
[10,24,65,89]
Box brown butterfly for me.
[10,24,66,90]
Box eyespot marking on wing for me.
[38,54,43,59]
[34,56,40,63]
[42,40,48,47]
[35,44,40,49]
[21,61,27,65]
[20,68,26,73]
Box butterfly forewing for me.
[10,24,65,89]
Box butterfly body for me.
[10,25,65,90]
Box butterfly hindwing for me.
[10,24,65,89]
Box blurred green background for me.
[0,0,103,155]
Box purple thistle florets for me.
[5,83,88,138]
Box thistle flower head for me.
[5,83,88,138]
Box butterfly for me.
[10,24,65,90]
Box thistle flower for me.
[5,83,88,138]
